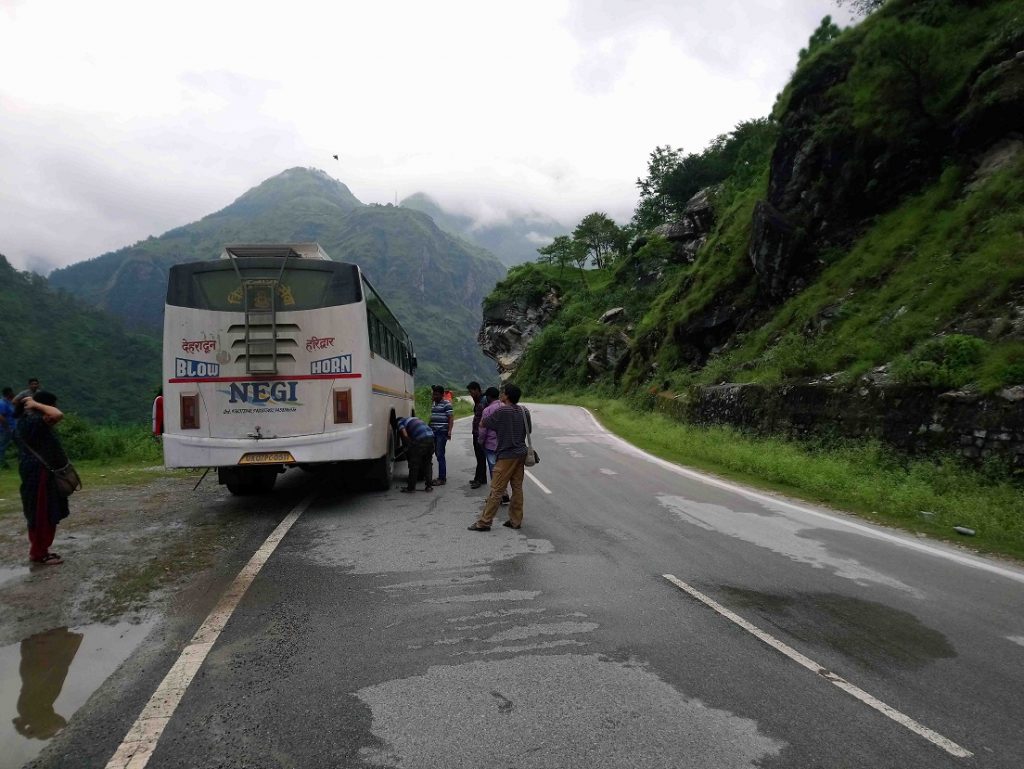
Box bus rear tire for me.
[367,430,395,491]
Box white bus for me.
[162,243,415,494]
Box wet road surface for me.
[18,404,1024,768]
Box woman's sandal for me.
[35,553,63,565]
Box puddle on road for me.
[0,620,153,768]
[657,494,922,596]
[720,587,956,671]
[357,653,784,769]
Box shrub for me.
[891,334,987,387]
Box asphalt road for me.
[28,404,1024,768]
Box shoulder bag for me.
[521,408,539,466]
[20,440,82,497]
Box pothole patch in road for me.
[356,653,784,769]
[300,506,554,574]
[657,495,922,596]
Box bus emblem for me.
[311,354,352,375]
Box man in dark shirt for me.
[468,381,488,489]
[397,416,436,493]
[468,383,532,531]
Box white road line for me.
[526,470,552,494]
[599,468,618,475]
[576,407,1024,586]
[105,491,318,769]
[662,574,971,758]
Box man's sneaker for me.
[500,494,510,505]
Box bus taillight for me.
[181,394,200,430]
[333,389,352,424]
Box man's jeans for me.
[472,438,488,484]
[433,429,449,480]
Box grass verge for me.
[539,393,1024,563]
[0,459,185,519]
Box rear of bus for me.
[162,243,395,493]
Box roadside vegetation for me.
[536,391,1024,562]
[0,419,167,518]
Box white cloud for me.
[0,0,849,272]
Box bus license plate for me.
[239,451,295,465]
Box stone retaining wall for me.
[654,383,1024,467]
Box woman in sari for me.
[15,391,69,565]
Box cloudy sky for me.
[0,0,852,273]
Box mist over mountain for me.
[48,167,507,386]
[400,192,566,266]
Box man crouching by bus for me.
[396,415,435,493]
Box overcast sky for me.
[0,0,852,274]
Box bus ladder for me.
[243,279,279,375]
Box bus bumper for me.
[162,426,378,468]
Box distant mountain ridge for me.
[0,254,161,422]
[48,167,507,385]
[400,192,565,266]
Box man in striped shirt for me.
[429,385,454,485]
[468,383,531,531]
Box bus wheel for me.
[367,430,395,491]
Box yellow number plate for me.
[238,451,295,465]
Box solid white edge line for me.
[525,469,552,494]
[105,490,318,769]
[662,575,972,759]
[575,406,1024,586]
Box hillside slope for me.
[0,255,161,422]
[481,0,1024,399]
[49,167,506,384]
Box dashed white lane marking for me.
[1007,635,1024,648]
[600,468,618,475]
[105,490,318,769]
[662,575,972,759]
[575,407,1024,586]
[525,469,552,494]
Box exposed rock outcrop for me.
[478,289,561,379]
[652,186,717,263]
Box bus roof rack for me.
[221,243,330,261]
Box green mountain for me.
[0,254,161,423]
[49,167,507,386]
[401,192,566,266]
[482,0,1024,396]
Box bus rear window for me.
[167,262,361,311]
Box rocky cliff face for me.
[749,26,1024,302]
[478,289,561,379]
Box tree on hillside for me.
[851,19,948,138]
[835,0,885,17]
[799,16,842,62]
[573,213,625,270]
[536,235,581,276]
[634,145,683,231]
